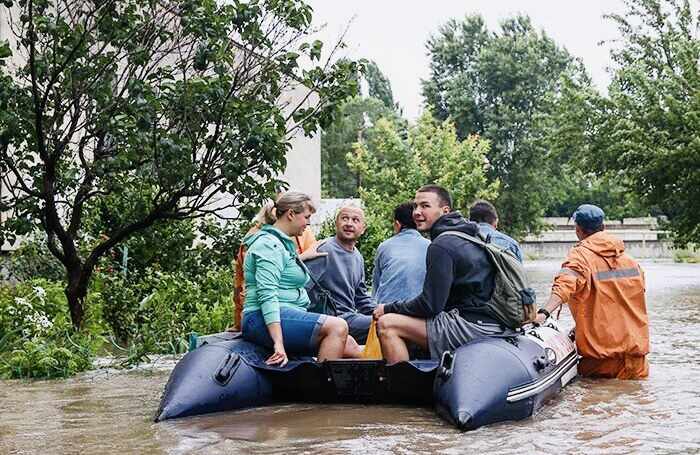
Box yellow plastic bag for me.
[360,318,383,360]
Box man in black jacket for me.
[373,185,508,363]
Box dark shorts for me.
[340,312,372,344]
[242,307,328,356]
[426,309,511,359]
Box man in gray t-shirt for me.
[304,206,375,343]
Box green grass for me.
[673,244,700,263]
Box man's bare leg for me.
[376,314,428,364]
[343,335,363,358]
[317,316,349,361]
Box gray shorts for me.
[340,312,372,344]
[426,309,511,359]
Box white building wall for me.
[283,130,321,202]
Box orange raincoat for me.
[552,231,649,379]
[231,226,316,330]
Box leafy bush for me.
[0,219,238,377]
[133,268,233,352]
[673,244,700,264]
[0,281,96,379]
[2,336,92,379]
[0,236,65,282]
[91,267,233,365]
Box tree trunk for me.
[65,266,86,330]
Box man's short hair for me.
[335,202,365,222]
[417,184,452,209]
[394,202,417,229]
[469,200,498,225]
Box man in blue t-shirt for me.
[373,202,430,304]
[304,205,375,343]
[469,200,524,263]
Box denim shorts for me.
[340,312,372,344]
[242,306,328,356]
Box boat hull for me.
[155,323,577,430]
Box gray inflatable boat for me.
[155,320,578,430]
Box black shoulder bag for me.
[295,256,339,316]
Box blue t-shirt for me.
[372,229,430,303]
[477,222,524,263]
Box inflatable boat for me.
[155,320,578,430]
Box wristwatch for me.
[537,308,551,319]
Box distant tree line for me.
[321,0,698,245]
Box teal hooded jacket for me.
[242,224,311,325]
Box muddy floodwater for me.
[2,261,700,454]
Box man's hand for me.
[533,312,547,325]
[373,303,385,320]
[298,242,328,262]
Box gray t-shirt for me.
[304,237,374,316]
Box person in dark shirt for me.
[305,205,375,344]
[373,185,510,363]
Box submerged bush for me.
[0,281,96,379]
[0,248,234,378]
[2,336,92,379]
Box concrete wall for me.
[522,217,673,259]
[522,240,673,260]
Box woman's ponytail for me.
[254,191,316,225]
[255,201,277,225]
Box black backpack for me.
[437,231,536,329]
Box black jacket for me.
[383,212,497,323]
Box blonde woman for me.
[241,192,356,366]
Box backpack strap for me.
[437,230,488,247]
[295,256,324,292]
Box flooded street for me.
[2,261,700,454]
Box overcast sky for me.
[305,1,628,120]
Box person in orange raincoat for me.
[230,211,319,331]
[533,204,650,379]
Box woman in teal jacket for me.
[241,191,351,366]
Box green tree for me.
[364,60,396,110]
[536,76,651,220]
[594,0,699,244]
[0,0,360,328]
[321,96,403,197]
[422,15,587,236]
[348,113,498,276]
[321,60,403,198]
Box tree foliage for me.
[0,0,360,328]
[544,0,698,242]
[364,59,396,111]
[596,0,699,244]
[348,113,498,276]
[321,60,402,198]
[422,15,588,236]
[321,95,403,198]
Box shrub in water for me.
[0,281,95,379]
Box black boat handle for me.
[438,351,454,380]
[214,353,241,385]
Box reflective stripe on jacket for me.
[552,231,649,360]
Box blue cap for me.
[572,204,605,231]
